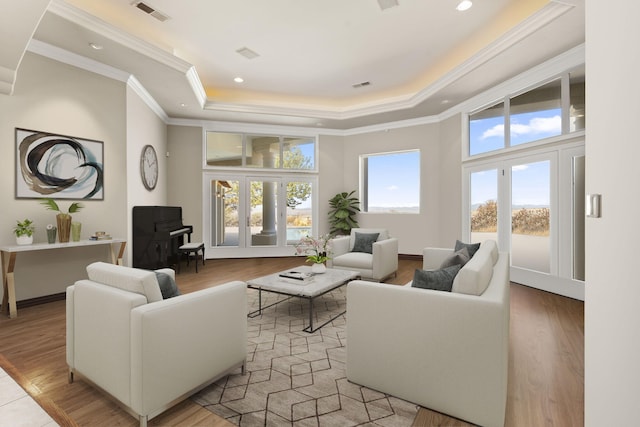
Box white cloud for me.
[386,185,399,191]
[511,115,561,136]
[512,164,529,172]
[480,115,561,140]
[481,124,505,139]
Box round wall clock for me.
[140,144,158,190]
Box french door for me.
[464,143,585,299]
[203,173,317,258]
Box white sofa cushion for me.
[86,262,163,303]
[451,240,497,296]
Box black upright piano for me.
[132,206,193,270]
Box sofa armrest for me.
[372,237,398,278]
[67,281,148,404]
[327,236,350,267]
[129,281,247,416]
[154,268,175,280]
[347,278,508,427]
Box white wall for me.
[585,0,640,424]
[126,86,167,266]
[318,134,347,235]
[0,53,128,300]
[167,125,203,239]
[341,121,461,254]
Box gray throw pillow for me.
[352,232,380,254]
[154,272,181,299]
[454,240,481,258]
[440,247,470,269]
[411,264,461,292]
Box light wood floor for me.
[0,257,584,426]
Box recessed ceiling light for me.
[456,0,472,11]
[234,77,244,83]
[89,42,103,50]
[179,103,187,107]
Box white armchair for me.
[66,262,247,427]
[327,228,398,281]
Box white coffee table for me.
[247,265,360,333]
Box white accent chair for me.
[66,262,247,427]
[346,240,510,427]
[327,228,398,281]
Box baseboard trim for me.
[16,293,66,309]
[399,253,422,261]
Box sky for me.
[366,151,420,208]
[470,108,559,207]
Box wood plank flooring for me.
[0,256,584,426]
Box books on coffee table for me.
[278,270,314,284]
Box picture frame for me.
[15,128,104,200]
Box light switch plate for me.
[586,194,601,218]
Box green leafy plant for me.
[13,219,35,237]
[328,191,360,236]
[40,198,84,218]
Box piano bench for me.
[177,242,205,273]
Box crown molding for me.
[48,0,192,73]
[201,1,576,121]
[0,65,16,95]
[440,43,585,121]
[185,66,207,109]
[28,39,130,82]
[46,0,577,122]
[127,75,169,122]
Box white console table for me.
[1,239,126,319]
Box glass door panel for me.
[511,160,551,273]
[249,179,278,246]
[470,169,498,244]
[210,179,240,247]
[573,155,585,280]
[285,180,313,245]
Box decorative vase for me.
[311,262,326,274]
[71,222,82,242]
[16,235,33,246]
[57,214,72,243]
[46,227,57,244]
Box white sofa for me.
[346,240,510,427]
[66,262,247,427]
[327,228,398,281]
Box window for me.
[510,80,561,146]
[468,67,585,157]
[469,102,505,156]
[205,132,316,170]
[361,150,420,213]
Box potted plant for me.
[328,191,360,236]
[294,234,332,273]
[40,198,84,243]
[14,219,35,245]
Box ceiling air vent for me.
[377,0,399,11]
[236,47,260,60]
[352,81,371,89]
[131,1,170,22]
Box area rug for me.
[192,286,419,426]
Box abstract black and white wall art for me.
[15,128,104,200]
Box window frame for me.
[359,149,421,214]
[466,67,584,160]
